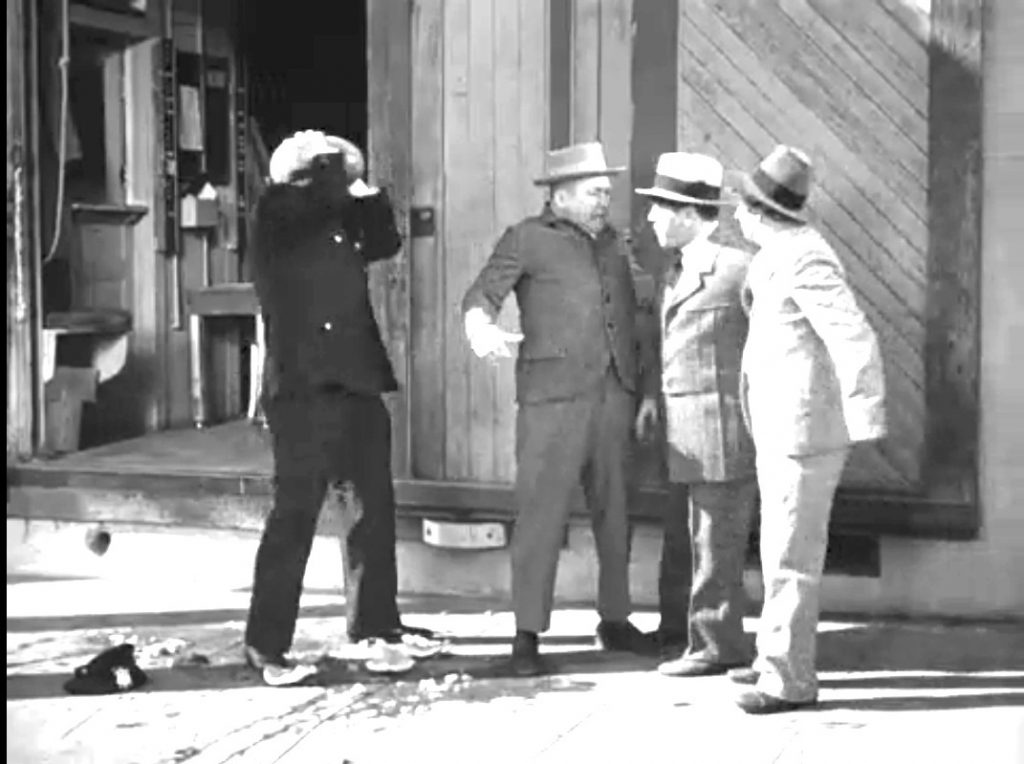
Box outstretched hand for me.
[464,308,524,361]
[469,325,525,361]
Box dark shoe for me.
[728,667,760,685]
[244,645,317,687]
[506,631,549,678]
[735,689,817,715]
[393,623,439,640]
[648,629,688,657]
[657,656,744,677]
[596,620,658,655]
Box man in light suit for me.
[462,142,653,677]
[731,145,887,714]
[634,153,759,675]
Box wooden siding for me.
[409,0,549,482]
[677,0,932,491]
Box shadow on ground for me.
[4,591,539,633]
[813,691,1024,712]
[815,620,1024,673]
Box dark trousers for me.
[245,389,401,656]
[659,478,758,664]
[512,369,634,633]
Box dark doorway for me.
[243,2,368,160]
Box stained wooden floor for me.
[29,420,274,477]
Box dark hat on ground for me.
[635,151,732,206]
[534,142,625,186]
[740,145,813,222]
[64,643,149,696]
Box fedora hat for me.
[741,145,813,221]
[533,142,625,186]
[635,152,731,206]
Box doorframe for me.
[367,0,414,478]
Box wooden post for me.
[7,0,35,460]
[923,0,983,517]
[367,0,413,478]
[125,37,169,432]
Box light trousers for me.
[752,447,849,702]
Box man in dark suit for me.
[244,130,440,686]
[634,152,758,675]
[462,142,652,677]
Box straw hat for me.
[635,152,731,206]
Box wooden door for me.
[408,0,549,482]
[677,0,930,491]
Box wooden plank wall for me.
[409,0,548,482]
[677,0,931,491]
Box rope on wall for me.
[43,0,70,265]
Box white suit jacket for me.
[740,226,887,456]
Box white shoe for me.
[363,639,416,674]
[392,632,446,660]
[244,646,318,687]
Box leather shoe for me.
[647,629,688,657]
[735,689,817,715]
[728,667,760,685]
[596,620,657,655]
[657,657,743,677]
[506,631,549,678]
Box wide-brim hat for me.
[534,142,625,186]
[740,145,812,222]
[635,151,732,206]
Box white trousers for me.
[752,447,849,702]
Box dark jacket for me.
[251,182,402,396]
[462,206,639,404]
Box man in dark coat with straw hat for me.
[728,145,887,713]
[244,130,442,686]
[633,152,758,674]
[462,141,653,676]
